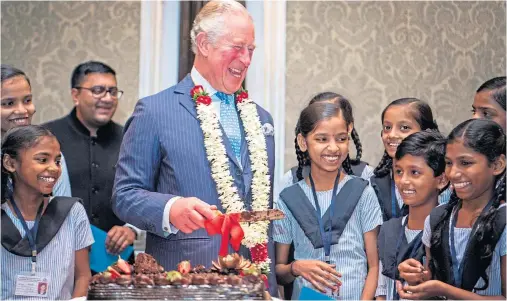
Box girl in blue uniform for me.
[281,92,374,187]
[274,102,382,300]
[371,98,450,222]
[279,91,374,299]
[1,125,94,300]
[397,119,506,299]
[1,64,72,197]
[376,130,448,300]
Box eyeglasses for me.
[75,86,124,99]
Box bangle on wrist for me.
[290,261,298,277]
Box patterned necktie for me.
[215,92,242,163]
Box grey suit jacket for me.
[112,75,278,295]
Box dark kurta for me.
[44,108,124,232]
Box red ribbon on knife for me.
[204,213,244,257]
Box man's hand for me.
[105,226,136,255]
[169,197,217,234]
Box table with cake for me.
[87,209,284,300]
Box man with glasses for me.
[44,61,137,258]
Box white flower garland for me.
[195,95,271,271]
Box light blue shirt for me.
[422,203,506,296]
[274,175,383,300]
[1,199,94,300]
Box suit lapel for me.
[176,74,198,119]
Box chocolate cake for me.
[88,253,267,300]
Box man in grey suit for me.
[112,0,277,296]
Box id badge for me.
[15,273,50,297]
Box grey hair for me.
[190,0,251,54]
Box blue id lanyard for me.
[309,169,341,264]
[449,199,493,288]
[9,198,44,275]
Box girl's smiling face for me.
[1,75,35,133]
[298,112,352,176]
[445,138,505,202]
[3,136,62,196]
[382,104,422,158]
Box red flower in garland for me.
[235,87,249,103]
[191,85,212,106]
[250,242,268,263]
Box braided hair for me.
[305,92,361,175]
[294,102,347,180]
[374,98,439,177]
[430,119,506,289]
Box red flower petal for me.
[250,243,268,263]
[191,85,204,98]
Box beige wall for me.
[285,1,506,171]
[1,1,140,125]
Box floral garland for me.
[190,85,271,274]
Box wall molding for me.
[139,0,179,99]
[247,0,287,197]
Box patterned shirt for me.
[422,203,506,296]
[1,200,94,300]
[274,175,383,300]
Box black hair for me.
[294,92,360,177]
[1,125,57,201]
[1,64,31,87]
[395,129,448,195]
[395,129,446,177]
[476,76,506,111]
[374,98,439,178]
[295,102,348,180]
[71,61,116,88]
[430,119,506,290]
